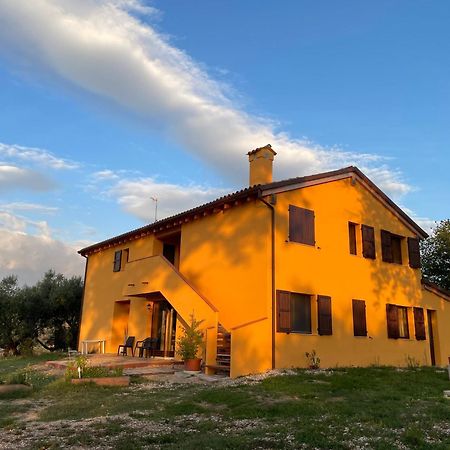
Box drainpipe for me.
[257,189,276,370]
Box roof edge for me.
[79,165,428,256]
[422,278,450,302]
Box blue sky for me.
[0,0,448,283]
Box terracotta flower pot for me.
[184,358,202,371]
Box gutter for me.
[257,189,276,370]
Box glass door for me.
[151,300,177,357]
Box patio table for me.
[81,339,106,355]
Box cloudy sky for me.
[0,0,448,284]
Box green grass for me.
[0,360,449,449]
[0,352,64,380]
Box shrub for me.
[305,350,320,369]
[176,314,204,361]
[6,366,52,389]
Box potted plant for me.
[176,314,204,371]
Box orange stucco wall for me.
[273,177,450,369]
[78,174,450,376]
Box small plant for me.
[65,362,78,382]
[176,314,204,361]
[75,355,88,371]
[405,355,420,369]
[305,350,320,369]
[65,355,88,380]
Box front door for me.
[427,310,436,366]
[151,300,177,357]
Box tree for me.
[0,271,83,355]
[421,219,450,291]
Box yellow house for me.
[78,145,450,377]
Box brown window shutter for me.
[289,205,315,246]
[413,307,426,340]
[352,299,367,336]
[407,237,421,269]
[276,291,291,332]
[113,250,122,272]
[317,296,332,335]
[361,225,376,259]
[386,304,399,339]
[381,230,393,263]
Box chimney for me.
[247,144,277,186]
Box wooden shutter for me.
[113,250,122,272]
[413,307,426,340]
[381,230,393,263]
[408,237,421,269]
[317,296,332,335]
[276,291,291,332]
[386,304,399,339]
[289,205,315,246]
[352,299,367,336]
[361,225,376,259]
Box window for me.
[386,304,410,339]
[413,307,426,340]
[361,225,376,259]
[391,235,402,264]
[289,205,315,246]
[352,299,367,336]
[407,237,421,269]
[317,296,332,335]
[276,291,312,333]
[398,307,409,338]
[348,222,357,255]
[113,250,122,272]
[381,230,403,264]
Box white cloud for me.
[0,230,85,285]
[0,142,79,170]
[0,211,84,284]
[109,177,227,221]
[0,164,55,192]
[0,202,58,214]
[0,0,411,199]
[92,169,120,181]
[400,206,436,235]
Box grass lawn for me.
[1,357,449,449]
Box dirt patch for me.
[0,384,31,394]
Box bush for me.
[64,363,123,381]
[5,366,52,389]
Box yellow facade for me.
[78,153,450,377]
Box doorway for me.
[157,230,181,269]
[151,300,177,357]
[111,300,130,350]
[427,310,436,366]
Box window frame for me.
[113,250,122,272]
[276,290,312,334]
[352,299,368,337]
[381,230,404,265]
[386,304,410,339]
[348,222,357,255]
